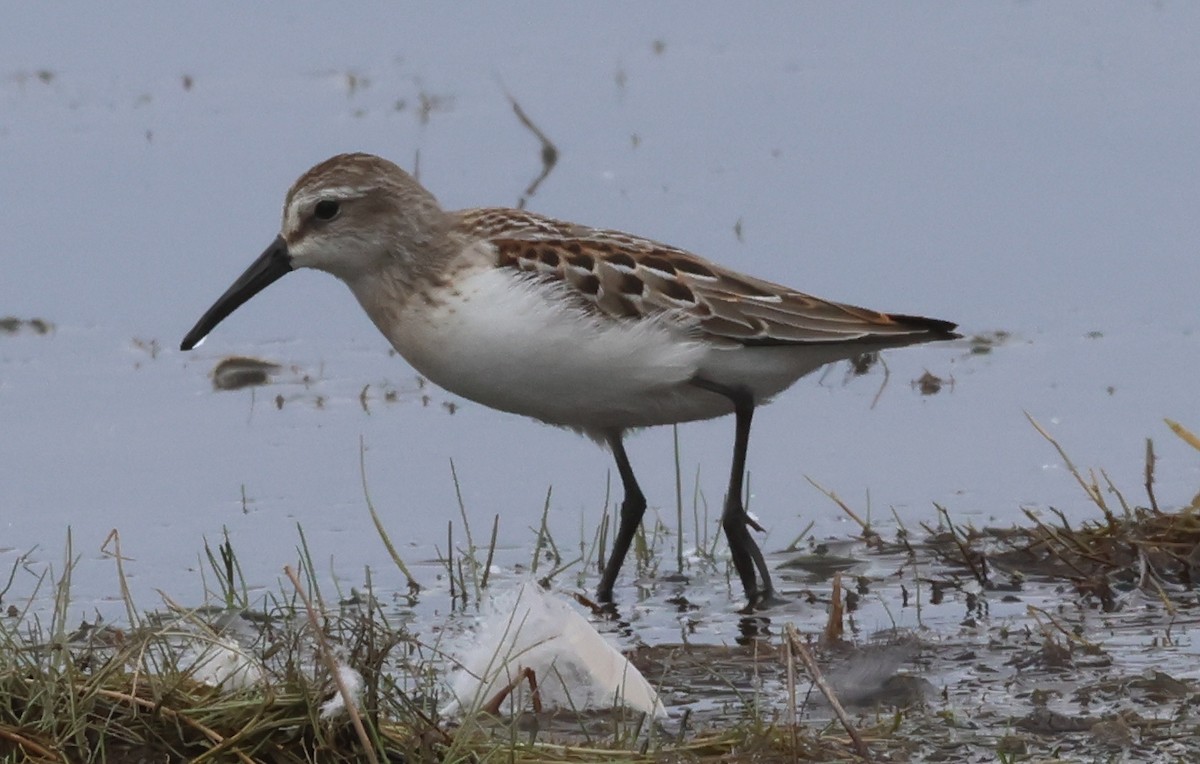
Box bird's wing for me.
[458,208,958,346]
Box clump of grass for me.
[925,415,1200,610]
[0,529,438,762]
[1,523,844,763]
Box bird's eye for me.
[313,200,340,221]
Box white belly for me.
[347,267,858,436]
[363,268,716,431]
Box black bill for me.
[180,235,293,351]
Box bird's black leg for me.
[691,378,776,607]
[597,431,647,602]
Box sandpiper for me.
[181,153,958,608]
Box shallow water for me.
[2,2,1199,694]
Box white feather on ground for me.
[442,580,665,718]
[181,635,267,691]
[319,663,365,720]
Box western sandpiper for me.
[181,153,958,608]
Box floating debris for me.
[969,329,1011,354]
[915,369,949,395]
[211,356,281,391]
[847,351,879,377]
[416,90,453,125]
[132,337,160,360]
[0,316,54,335]
[507,91,558,210]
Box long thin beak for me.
[180,235,293,351]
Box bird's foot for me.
[751,588,788,609]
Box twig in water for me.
[806,477,877,542]
[0,546,33,603]
[784,624,873,761]
[823,573,844,645]
[449,459,480,599]
[1026,412,1108,512]
[481,514,500,590]
[1145,437,1160,514]
[538,555,583,589]
[936,503,988,586]
[597,473,612,577]
[100,529,139,628]
[505,91,558,209]
[1165,418,1200,452]
[531,485,558,573]
[359,436,419,593]
[869,355,890,409]
[445,521,457,605]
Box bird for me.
[181,152,958,609]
